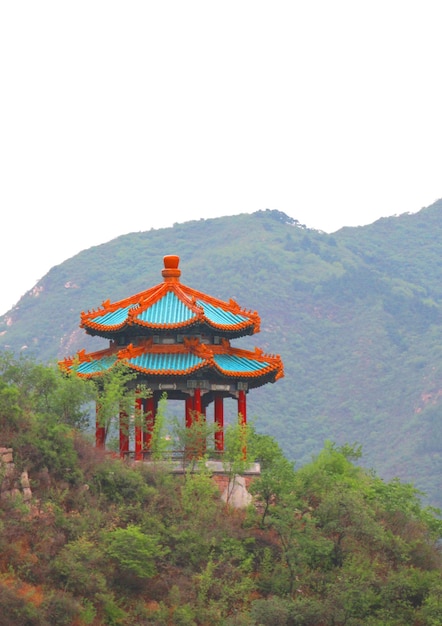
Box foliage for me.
[93,361,140,444]
[1,354,442,624]
[91,457,156,504]
[248,430,296,524]
[169,410,217,472]
[51,537,107,596]
[105,524,168,581]
[148,393,172,461]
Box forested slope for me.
[1,353,442,626]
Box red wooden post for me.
[214,394,224,452]
[119,409,129,458]
[144,396,156,451]
[193,387,202,416]
[238,390,247,459]
[238,390,247,425]
[200,394,207,455]
[134,396,143,461]
[189,388,204,457]
[185,395,193,429]
[95,403,106,449]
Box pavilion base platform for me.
[134,455,261,509]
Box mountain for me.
[2,201,442,506]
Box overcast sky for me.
[1,1,441,316]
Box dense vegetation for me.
[2,353,442,625]
[2,201,442,506]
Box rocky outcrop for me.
[0,447,32,502]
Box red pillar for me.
[187,389,205,457]
[95,403,106,449]
[238,390,247,425]
[200,395,207,455]
[214,394,224,452]
[238,390,247,460]
[134,396,143,461]
[119,410,129,458]
[193,387,202,416]
[144,396,156,452]
[185,395,193,429]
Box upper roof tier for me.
[81,255,260,340]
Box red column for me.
[134,396,143,461]
[95,403,106,449]
[200,395,207,455]
[214,395,224,452]
[185,395,193,429]
[188,389,205,457]
[144,396,156,452]
[193,387,202,416]
[238,390,247,425]
[119,410,129,458]
[238,390,247,460]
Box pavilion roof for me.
[80,255,260,339]
[60,337,284,389]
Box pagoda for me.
[60,255,284,459]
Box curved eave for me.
[189,289,260,334]
[60,342,284,385]
[129,317,200,332]
[80,283,167,334]
[82,315,257,339]
[81,305,139,336]
[212,351,284,385]
[59,346,120,379]
[127,318,256,339]
[80,281,260,338]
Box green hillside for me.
[2,202,442,505]
[1,354,442,625]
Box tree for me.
[248,432,296,525]
[0,352,94,431]
[220,420,257,505]
[105,524,168,581]
[93,361,149,445]
[169,409,217,472]
[147,393,172,461]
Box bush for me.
[42,591,82,625]
[0,582,44,626]
[105,524,168,582]
[91,460,155,504]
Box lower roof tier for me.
[60,337,284,390]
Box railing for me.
[121,449,261,474]
[142,449,225,462]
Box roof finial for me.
[162,255,181,282]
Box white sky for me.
[1,1,441,317]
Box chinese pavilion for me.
[60,255,284,460]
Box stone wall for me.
[0,447,32,502]
[212,473,255,508]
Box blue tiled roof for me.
[92,306,134,327]
[214,354,269,374]
[77,355,118,375]
[136,292,195,325]
[129,352,204,372]
[197,300,247,327]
